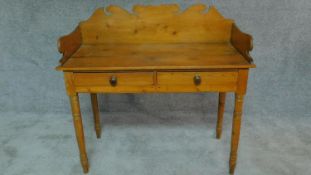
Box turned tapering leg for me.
[91,93,101,138]
[69,94,89,173]
[229,94,244,174]
[216,92,226,139]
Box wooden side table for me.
[56,4,255,174]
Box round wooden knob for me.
[109,76,117,86]
[193,74,201,85]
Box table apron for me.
[69,71,239,93]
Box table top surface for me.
[57,43,255,71]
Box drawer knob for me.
[109,76,117,86]
[193,74,201,85]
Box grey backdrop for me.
[0,0,310,116]
[1,0,311,175]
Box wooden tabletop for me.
[56,43,255,71]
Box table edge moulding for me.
[56,3,256,174]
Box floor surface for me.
[0,111,310,175]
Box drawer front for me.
[73,72,155,92]
[157,71,238,92]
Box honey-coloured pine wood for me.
[56,4,256,71]
[216,92,226,139]
[56,3,255,174]
[230,94,244,174]
[231,24,254,63]
[91,93,101,138]
[58,27,82,65]
[79,4,233,44]
[157,71,238,92]
[69,94,89,173]
[57,43,254,71]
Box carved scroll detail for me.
[84,4,228,22]
[78,4,234,44]
[231,24,254,63]
[58,27,82,65]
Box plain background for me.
[0,0,310,175]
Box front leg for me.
[69,94,89,173]
[229,94,244,174]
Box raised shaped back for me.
[79,4,234,44]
